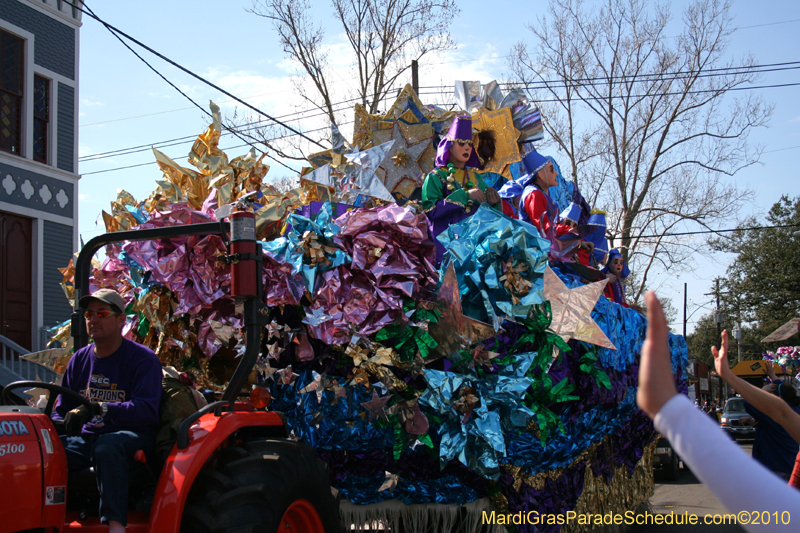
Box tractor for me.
[0,210,344,532]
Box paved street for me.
[629,442,754,532]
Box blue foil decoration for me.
[437,204,551,325]
[262,202,350,293]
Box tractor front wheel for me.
[181,439,343,533]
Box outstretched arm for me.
[713,331,800,444]
[637,292,800,527]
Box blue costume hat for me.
[584,210,609,263]
[587,211,606,227]
[602,249,630,279]
[517,149,549,189]
[498,179,524,199]
[559,202,582,223]
[521,149,549,176]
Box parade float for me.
[47,84,687,532]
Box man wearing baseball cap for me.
[53,288,162,532]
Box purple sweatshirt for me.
[54,339,162,435]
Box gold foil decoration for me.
[398,109,419,124]
[307,149,334,169]
[499,258,533,305]
[254,187,304,241]
[230,148,270,197]
[353,103,380,149]
[564,440,656,533]
[152,148,208,210]
[501,437,656,533]
[21,348,71,375]
[48,322,73,349]
[385,84,428,121]
[391,149,411,168]
[544,266,616,350]
[397,121,433,146]
[472,107,521,178]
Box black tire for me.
[181,439,344,533]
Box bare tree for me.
[509,0,771,303]
[249,0,458,121]
[268,174,301,192]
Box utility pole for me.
[704,278,723,346]
[683,283,687,339]
[411,60,419,95]
[737,321,743,363]
[715,279,721,341]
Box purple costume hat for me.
[435,115,482,168]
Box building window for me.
[33,75,49,163]
[0,29,24,156]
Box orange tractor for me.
[0,212,344,532]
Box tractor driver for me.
[53,288,162,533]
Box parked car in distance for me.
[654,435,681,481]
[720,397,756,440]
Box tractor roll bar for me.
[71,221,277,408]
[72,222,230,349]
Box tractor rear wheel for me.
[181,439,343,533]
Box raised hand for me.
[636,292,678,418]
[711,330,731,379]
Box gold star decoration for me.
[391,149,411,167]
[299,371,324,403]
[276,365,299,385]
[372,122,431,199]
[472,107,521,178]
[543,266,616,350]
[360,391,392,422]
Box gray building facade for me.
[1,0,81,350]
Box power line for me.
[415,78,800,103]
[76,14,800,128]
[79,100,353,162]
[630,223,800,240]
[80,87,296,128]
[81,71,800,166]
[78,2,303,175]
[735,18,800,30]
[68,0,326,151]
[79,89,385,163]
[81,121,355,176]
[417,60,800,94]
[764,144,800,154]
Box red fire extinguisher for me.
[229,209,258,297]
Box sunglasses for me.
[84,309,119,319]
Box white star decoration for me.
[543,266,616,350]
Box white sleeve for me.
[654,394,800,532]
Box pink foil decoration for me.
[334,204,438,303]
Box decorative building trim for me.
[0,162,74,219]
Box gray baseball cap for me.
[78,288,126,314]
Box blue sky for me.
[75,0,800,333]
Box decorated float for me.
[47,84,687,532]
